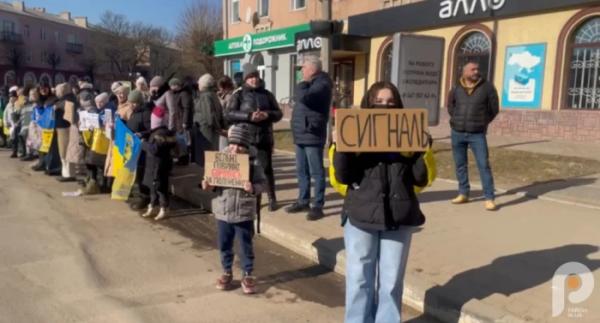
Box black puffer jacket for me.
[291,72,333,146]
[448,80,499,133]
[127,104,152,139]
[226,83,283,148]
[333,151,428,231]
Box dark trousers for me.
[256,145,276,201]
[150,173,170,208]
[131,151,150,200]
[217,220,255,274]
[11,126,25,156]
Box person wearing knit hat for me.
[227,124,252,149]
[95,92,110,109]
[128,90,144,107]
[111,81,124,94]
[201,122,266,294]
[227,61,282,212]
[242,63,259,81]
[168,78,182,88]
[141,104,177,220]
[150,76,164,88]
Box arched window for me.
[23,72,37,87]
[380,42,393,82]
[565,17,600,109]
[251,52,264,67]
[454,31,492,83]
[4,71,16,87]
[39,73,52,86]
[54,73,65,85]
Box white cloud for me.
[508,51,541,70]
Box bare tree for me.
[0,42,25,84]
[46,46,62,80]
[176,0,223,78]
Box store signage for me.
[439,0,507,19]
[391,34,444,126]
[296,35,322,53]
[214,24,310,57]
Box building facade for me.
[0,1,89,88]
[216,0,600,141]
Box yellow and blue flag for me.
[36,106,55,153]
[111,118,142,201]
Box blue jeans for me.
[217,220,255,274]
[295,144,325,209]
[344,220,413,323]
[451,129,495,200]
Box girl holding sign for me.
[333,82,429,323]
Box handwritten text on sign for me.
[204,152,250,189]
[335,109,429,152]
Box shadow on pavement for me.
[407,244,600,323]
[496,177,597,209]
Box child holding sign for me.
[202,124,266,294]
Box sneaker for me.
[31,164,45,172]
[306,207,324,221]
[142,204,156,218]
[20,155,36,161]
[216,272,233,290]
[241,275,257,294]
[485,200,498,211]
[268,199,278,212]
[451,194,469,204]
[154,208,168,221]
[285,203,310,214]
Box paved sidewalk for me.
[171,151,600,323]
[429,126,600,210]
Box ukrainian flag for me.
[37,105,55,153]
[111,118,142,201]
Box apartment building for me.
[216,0,600,141]
[0,1,90,88]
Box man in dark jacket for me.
[448,61,499,211]
[227,63,283,211]
[127,90,152,210]
[286,55,333,221]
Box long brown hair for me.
[360,81,404,109]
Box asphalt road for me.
[0,149,436,323]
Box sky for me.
[20,0,220,34]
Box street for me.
[0,149,435,323]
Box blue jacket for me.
[291,72,333,146]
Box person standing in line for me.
[448,61,499,211]
[125,89,152,210]
[194,73,225,153]
[54,83,77,182]
[31,81,61,175]
[170,78,193,165]
[136,76,151,103]
[226,64,283,212]
[217,76,235,150]
[286,55,333,221]
[5,87,20,158]
[333,82,429,323]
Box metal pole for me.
[320,0,332,73]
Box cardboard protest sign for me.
[204,151,250,189]
[78,111,100,131]
[64,101,75,124]
[335,108,429,152]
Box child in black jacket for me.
[142,106,176,220]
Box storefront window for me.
[566,17,600,110]
[454,31,491,83]
[290,54,303,99]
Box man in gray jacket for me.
[448,61,499,211]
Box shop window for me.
[290,54,303,100]
[454,31,491,83]
[23,72,36,87]
[565,17,600,110]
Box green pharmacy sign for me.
[214,24,310,57]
